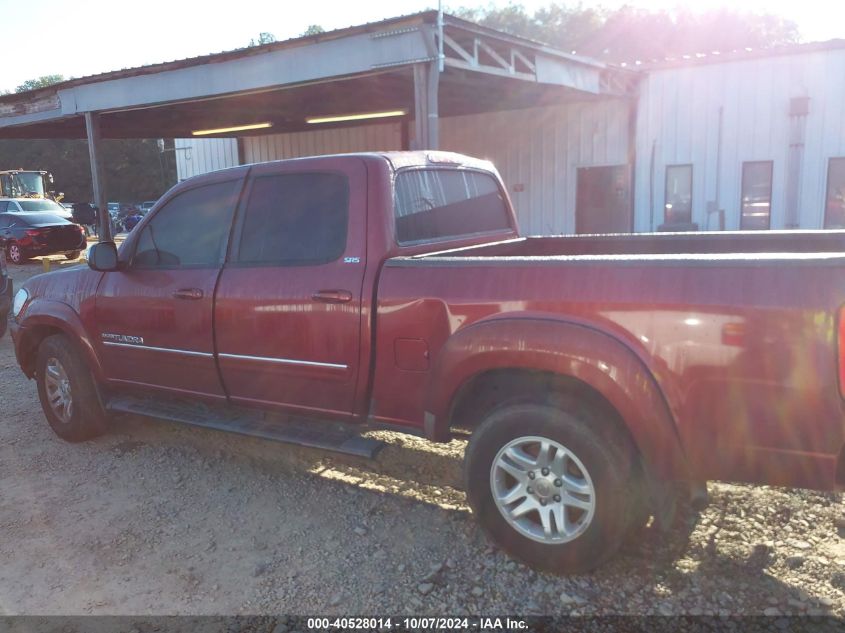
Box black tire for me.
[65,250,81,260]
[7,243,25,264]
[35,334,109,442]
[0,313,7,339]
[464,400,636,574]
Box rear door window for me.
[394,169,511,244]
[236,172,349,266]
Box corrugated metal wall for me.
[439,100,630,235]
[242,123,403,163]
[237,102,630,236]
[174,137,239,181]
[634,48,845,231]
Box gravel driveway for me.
[2,257,845,617]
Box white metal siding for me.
[634,48,845,231]
[439,100,631,235]
[242,123,403,163]
[174,137,239,181]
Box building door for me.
[575,165,631,234]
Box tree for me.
[301,24,325,37]
[0,137,177,203]
[451,3,799,62]
[15,74,65,93]
[248,32,276,46]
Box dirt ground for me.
[3,254,845,617]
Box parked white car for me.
[0,198,73,220]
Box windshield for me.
[2,172,46,197]
[17,199,63,212]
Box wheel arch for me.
[426,317,690,481]
[16,300,104,381]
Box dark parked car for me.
[0,212,86,264]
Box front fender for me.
[426,317,690,481]
[13,298,104,381]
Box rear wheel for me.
[35,334,109,442]
[65,250,81,260]
[7,243,24,264]
[464,401,636,574]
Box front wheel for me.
[65,250,81,260]
[7,243,25,264]
[35,334,109,442]
[464,401,636,574]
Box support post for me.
[413,64,429,150]
[84,111,112,241]
[426,60,440,150]
[412,61,440,150]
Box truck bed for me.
[378,229,845,490]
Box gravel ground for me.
[2,256,845,617]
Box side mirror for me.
[87,241,119,272]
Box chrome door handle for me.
[312,289,353,303]
[172,288,204,300]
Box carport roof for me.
[0,11,638,139]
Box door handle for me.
[172,288,204,300]
[312,289,353,304]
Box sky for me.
[1,0,843,93]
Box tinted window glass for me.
[237,173,348,265]
[394,169,511,244]
[740,161,773,230]
[133,181,239,268]
[825,158,845,229]
[0,202,7,213]
[664,165,692,224]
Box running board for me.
[106,395,384,459]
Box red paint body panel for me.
[11,152,845,493]
[373,252,845,488]
[95,267,225,399]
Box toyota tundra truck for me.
[9,151,845,573]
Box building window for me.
[824,158,845,229]
[664,165,692,225]
[740,161,773,230]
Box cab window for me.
[132,181,239,268]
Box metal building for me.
[633,41,845,232]
[1,10,843,236]
[172,31,845,235]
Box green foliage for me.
[451,3,799,61]
[0,137,177,203]
[248,32,277,46]
[15,74,65,93]
[301,24,326,37]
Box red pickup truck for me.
[10,151,845,573]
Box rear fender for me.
[426,317,690,481]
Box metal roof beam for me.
[0,25,437,130]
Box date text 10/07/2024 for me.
[306,617,529,630]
